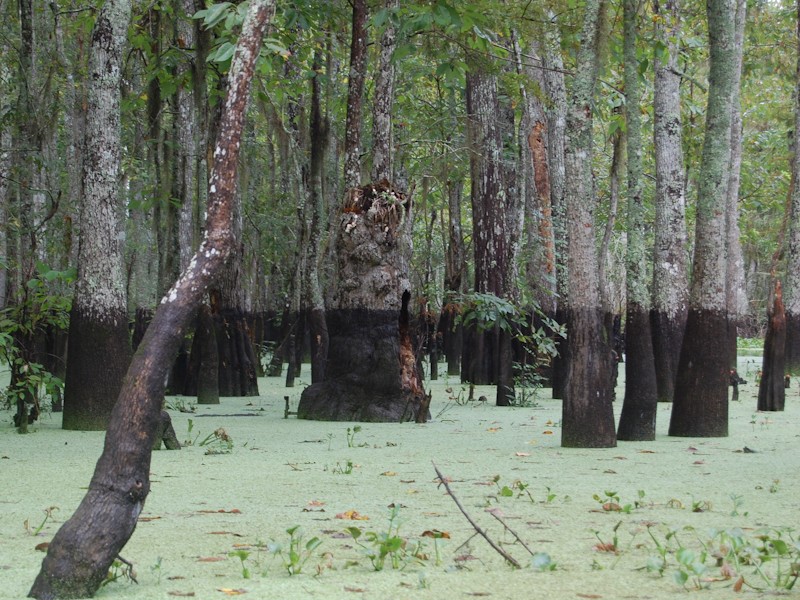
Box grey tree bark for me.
[343,0,368,188]
[617,0,658,441]
[651,0,688,404]
[669,0,736,438]
[725,0,748,361]
[784,0,800,374]
[370,0,397,183]
[62,0,134,431]
[561,0,617,448]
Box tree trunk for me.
[29,4,273,597]
[306,49,329,384]
[758,281,786,411]
[785,0,800,374]
[651,0,688,404]
[343,0,368,188]
[541,16,569,400]
[370,0,397,183]
[725,0,748,369]
[465,69,515,404]
[297,183,427,422]
[618,0,658,442]
[669,0,736,438]
[62,0,133,431]
[561,0,616,448]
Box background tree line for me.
[1,0,799,445]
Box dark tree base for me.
[153,410,181,450]
[617,305,658,441]
[62,306,132,431]
[650,308,686,403]
[298,307,427,422]
[758,284,786,412]
[785,311,800,375]
[669,308,729,437]
[561,307,616,448]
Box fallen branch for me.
[432,462,521,568]
[487,508,536,558]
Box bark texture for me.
[29,4,273,597]
[618,0,657,441]
[758,281,786,412]
[785,0,800,374]
[669,0,735,438]
[343,0,368,188]
[62,0,133,431]
[297,183,427,422]
[651,0,688,404]
[561,0,616,447]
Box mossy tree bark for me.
[651,0,688,404]
[669,0,735,438]
[785,0,800,374]
[561,0,617,448]
[618,0,658,441]
[29,4,273,596]
[62,0,133,432]
[297,183,427,422]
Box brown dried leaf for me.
[197,556,225,563]
[35,542,49,552]
[335,510,369,520]
[217,589,247,596]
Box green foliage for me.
[267,525,323,576]
[346,506,423,571]
[0,263,73,422]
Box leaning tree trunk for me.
[62,0,133,431]
[297,182,427,422]
[669,0,735,438]
[561,0,617,448]
[651,0,688,404]
[758,281,786,412]
[617,0,658,441]
[29,4,273,597]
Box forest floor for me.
[2,353,799,600]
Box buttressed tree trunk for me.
[29,3,274,597]
[669,0,735,438]
[62,0,133,431]
[651,0,688,404]
[617,0,658,441]
[561,0,617,448]
[297,182,428,422]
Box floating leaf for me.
[197,556,225,562]
[515,452,530,457]
[487,427,501,432]
[168,593,196,598]
[217,589,247,596]
[422,529,451,539]
[335,510,369,520]
[543,430,553,435]
[307,500,325,507]
[380,471,398,476]
[344,587,366,593]
[35,542,49,552]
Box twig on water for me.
[487,508,536,558]
[432,461,521,568]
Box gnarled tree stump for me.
[298,182,427,422]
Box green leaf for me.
[197,2,233,29]
[207,42,236,64]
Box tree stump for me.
[297,182,428,422]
